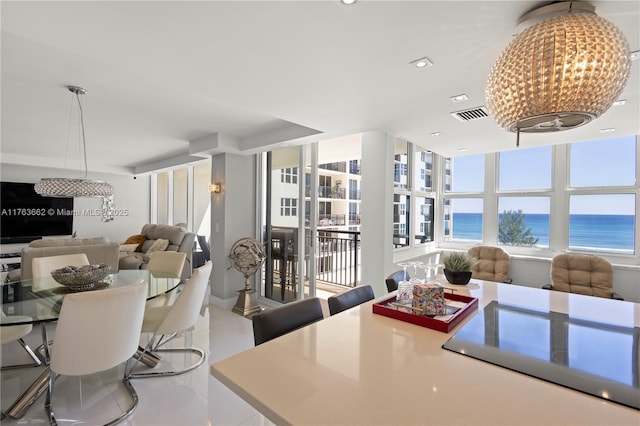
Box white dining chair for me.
[131,261,211,378]
[0,311,41,370]
[145,251,187,308]
[45,281,147,426]
[146,251,186,278]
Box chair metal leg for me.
[1,338,43,370]
[45,365,139,426]
[130,333,206,379]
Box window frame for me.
[437,136,639,264]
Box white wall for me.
[0,164,150,247]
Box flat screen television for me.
[0,181,74,244]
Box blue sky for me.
[451,136,636,215]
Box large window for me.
[497,147,552,248]
[393,194,410,248]
[414,148,433,192]
[448,155,484,192]
[499,146,552,191]
[444,154,484,242]
[498,196,550,247]
[414,196,434,245]
[439,135,638,258]
[392,139,435,249]
[446,198,483,242]
[150,160,211,235]
[568,137,636,254]
[393,139,409,190]
[569,194,635,254]
[570,137,635,187]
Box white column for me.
[360,131,394,296]
[209,153,257,307]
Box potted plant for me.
[442,252,475,285]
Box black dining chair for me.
[252,297,324,346]
[385,270,411,293]
[327,285,375,316]
[197,235,211,262]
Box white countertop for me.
[211,279,640,425]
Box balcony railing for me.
[318,162,347,173]
[266,227,361,291]
[316,230,360,288]
[348,213,360,225]
[318,186,346,199]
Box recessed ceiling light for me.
[600,128,615,133]
[457,148,468,152]
[341,0,356,4]
[409,57,433,68]
[630,50,640,61]
[613,99,626,106]
[450,94,469,102]
[431,132,441,136]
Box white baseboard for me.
[209,294,236,310]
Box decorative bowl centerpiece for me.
[51,264,110,290]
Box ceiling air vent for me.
[450,106,489,122]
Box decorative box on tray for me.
[372,291,478,333]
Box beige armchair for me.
[543,253,623,300]
[468,246,511,283]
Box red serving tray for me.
[372,292,478,333]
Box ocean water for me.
[452,213,635,253]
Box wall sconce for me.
[208,183,221,193]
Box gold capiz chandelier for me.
[486,1,631,134]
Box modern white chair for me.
[131,261,212,379]
[0,311,41,370]
[146,251,187,277]
[45,281,147,426]
[32,254,90,291]
[145,251,187,308]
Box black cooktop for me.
[442,300,639,410]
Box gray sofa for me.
[118,224,195,279]
[20,237,120,281]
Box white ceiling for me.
[1,1,638,175]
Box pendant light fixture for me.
[485,1,631,143]
[34,86,115,221]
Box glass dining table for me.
[0,269,182,419]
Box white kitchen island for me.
[211,279,639,425]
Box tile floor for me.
[1,303,277,425]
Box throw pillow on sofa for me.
[123,234,146,252]
[146,238,170,254]
[119,243,140,252]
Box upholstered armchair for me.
[467,246,512,283]
[543,253,623,300]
